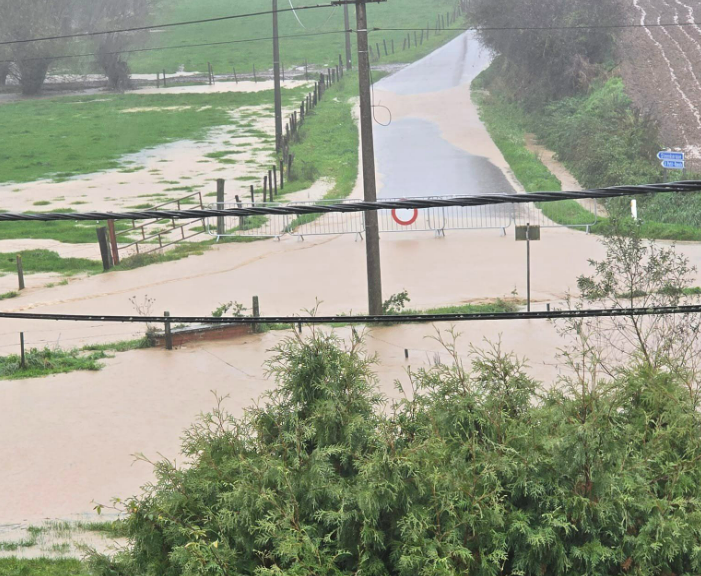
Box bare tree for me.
[0,0,77,95]
[83,0,158,91]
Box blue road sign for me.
[658,151,685,161]
[661,160,685,170]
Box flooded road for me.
[373,32,518,199]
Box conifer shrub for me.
[91,227,701,576]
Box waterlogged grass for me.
[82,337,154,353]
[0,90,307,184]
[0,559,89,576]
[114,242,208,271]
[0,348,107,380]
[0,250,102,276]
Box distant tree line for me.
[468,0,622,102]
[0,0,157,95]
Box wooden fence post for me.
[107,220,120,265]
[164,311,173,350]
[156,72,160,88]
[273,165,278,197]
[233,66,238,83]
[20,332,25,368]
[263,176,268,202]
[253,64,257,82]
[268,170,274,199]
[383,39,388,56]
[250,184,255,203]
[16,255,25,290]
[280,159,285,190]
[163,69,167,87]
[216,179,226,237]
[96,228,112,272]
[252,296,262,334]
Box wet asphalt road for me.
[373,32,516,199]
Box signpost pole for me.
[526,223,531,313]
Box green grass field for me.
[107,0,466,75]
[0,89,308,184]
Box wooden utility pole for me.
[273,0,284,152]
[344,2,353,70]
[354,0,383,315]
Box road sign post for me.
[658,151,685,171]
[516,224,541,312]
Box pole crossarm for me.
[1,181,699,223]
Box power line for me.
[372,20,701,32]
[0,181,697,223]
[0,30,351,65]
[0,3,337,47]
[3,305,701,326]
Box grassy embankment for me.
[121,0,467,75]
[473,65,701,241]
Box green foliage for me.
[0,558,89,576]
[0,347,107,380]
[382,290,411,315]
[536,78,663,189]
[90,230,701,575]
[211,301,246,318]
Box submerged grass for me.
[0,90,307,184]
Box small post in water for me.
[96,228,112,272]
[16,255,25,291]
[20,332,25,369]
[252,296,262,334]
[216,178,226,237]
[164,311,173,350]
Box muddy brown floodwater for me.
[4,32,701,532]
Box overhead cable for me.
[0,30,351,65]
[4,305,701,326]
[0,3,337,46]
[0,181,698,223]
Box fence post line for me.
[96,228,112,272]
[20,332,25,369]
[216,179,226,237]
[107,220,120,265]
[164,311,173,350]
[252,296,262,334]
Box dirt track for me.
[619,0,701,163]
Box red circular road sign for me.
[392,206,419,226]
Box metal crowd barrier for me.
[205,202,290,240]
[205,195,600,241]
